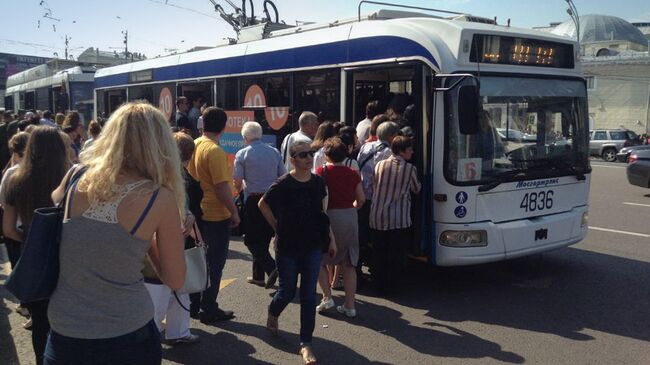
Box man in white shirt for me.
[39,110,57,127]
[356,100,380,144]
[280,111,319,172]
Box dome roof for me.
[551,14,648,45]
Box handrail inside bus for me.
[357,1,463,21]
[433,73,479,92]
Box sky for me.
[2,0,649,60]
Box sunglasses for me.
[292,150,315,159]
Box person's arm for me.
[2,204,23,242]
[233,151,245,192]
[209,149,240,226]
[233,178,244,193]
[410,165,422,194]
[151,189,186,290]
[52,166,76,205]
[353,182,366,209]
[257,196,277,232]
[214,181,240,227]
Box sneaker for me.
[336,305,356,318]
[22,318,33,330]
[246,277,265,287]
[316,297,335,313]
[15,305,30,318]
[165,334,200,345]
[200,308,235,324]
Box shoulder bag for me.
[5,166,86,303]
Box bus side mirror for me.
[458,85,479,135]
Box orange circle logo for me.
[265,107,289,130]
[158,87,173,120]
[244,85,266,108]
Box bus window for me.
[128,85,154,103]
[293,69,340,123]
[178,81,213,109]
[216,78,238,109]
[4,95,14,111]
[36,87,51,111]
[237,74,291,147]
[107,89,126,115]
[96,90,106,119]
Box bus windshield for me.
[445,76,589,185]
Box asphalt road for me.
[1,160,649,364]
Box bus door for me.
[24,91,35,110]
[343,63,431,258]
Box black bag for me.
[4,166,85,303]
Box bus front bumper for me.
[434,206,589,266]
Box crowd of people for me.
[0,97,421,365]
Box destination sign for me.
[470,34,574,69]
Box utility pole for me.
[122,30,129,60]
[64,34,70,60]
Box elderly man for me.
[356,121,400,282]
[234,121,286,288]
[279,111,319,172]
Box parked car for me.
[616,145,650,163]
[589,129,640,162]
[496,128,536,142]
[626,149,650,188]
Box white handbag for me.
[176,224,210,294]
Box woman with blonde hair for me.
[45,102,187,365]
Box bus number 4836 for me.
[520,190,554,212]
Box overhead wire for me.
[143,0,220,19]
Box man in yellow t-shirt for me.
[188,107,240,324]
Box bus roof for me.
[95,14,580,89]
[5,66,95,94]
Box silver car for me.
[589,129,638,162]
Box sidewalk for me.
[0,244,30,365]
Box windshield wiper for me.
[478,168,527,192]
[511,157,586,181]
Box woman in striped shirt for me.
[369,135,421,295]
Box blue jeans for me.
[43,320,161,365]
[200,219,231,316]
[269,249,322,346]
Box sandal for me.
[300,345,318,365]
[266,312,279,336]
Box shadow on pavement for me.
[0,244,20,365]
[381,246,650,344]
[162,329,274,365]
[218,321,393,365]
[340,298,524,363]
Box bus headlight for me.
[581,211,588,227]
[440,230,487,247]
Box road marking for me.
[589,226,650,238]
[590,164,625,169]
[220,278,236,290]
[623,202,650,208]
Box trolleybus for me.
[93,6,591,266]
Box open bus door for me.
[343,63,431,260]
